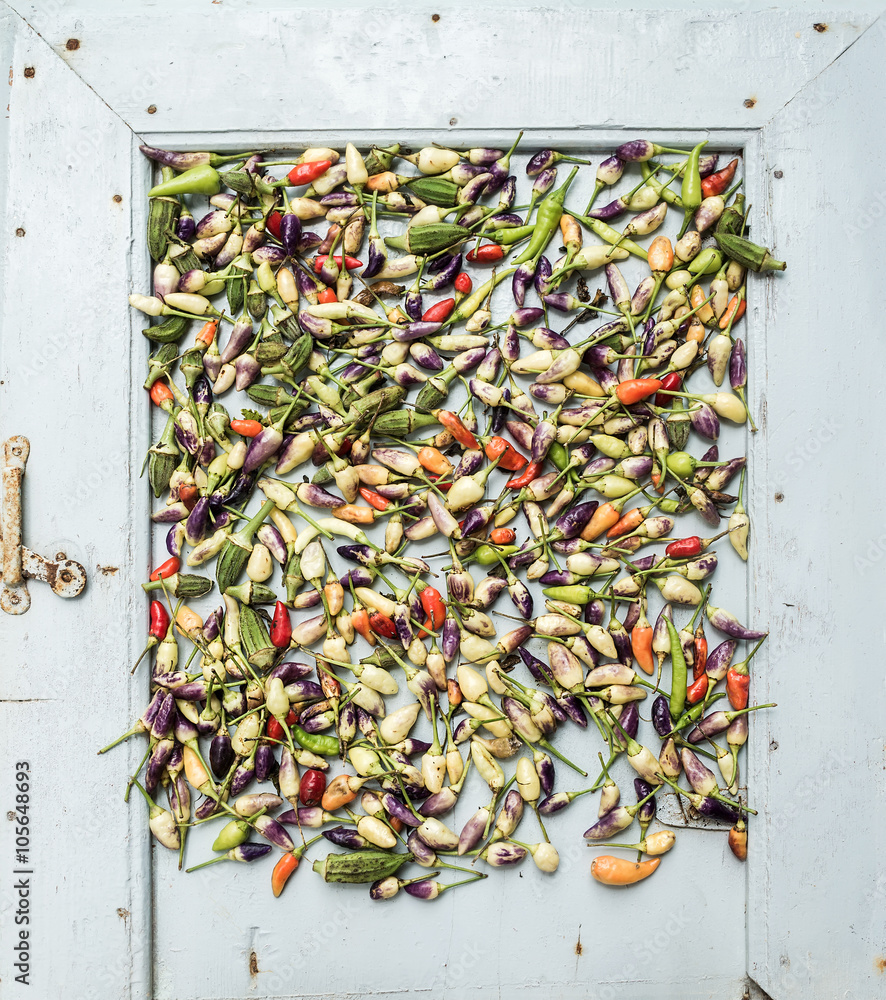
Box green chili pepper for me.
[290,723,337,757]
[448,269,515,325]
[148,163,222,198]
[542,585,595,604]
[680,141,707,212]
[491,224,537,246]
[640,161,683,208]
[664,616,688,720]
[573,214,649,261]
[473,543,518,566]
[511,166,580,266]
[687,248,723,275]
[548,442,570,472]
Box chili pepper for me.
[728,818,748,861]
[149,381,174,409]
[663,616,688,720]
[422,298,455,323]
[150,556,180,581]
[686,673,708,704]
[230,418,263,437]
[436,410,480,450]
[512,166,579,266]
[725,636,766,709]
[317,287,338,304]
[271,852,300,897]
[466,244,505,263]
[148,163,221,198]
[506,461,544,488]
[719,292,746,329]
[701,158,738,199]
[267,709,297,743]
[489,527,516,545]
[287,159,332,186]
[369,611,398,639]
[656,371,682,407]
[590,853,661,885]
[454,272,472,295]
[694,623,708,680]
[358,487,390,511]
[630,605,654,675]
[485,436,528,472]
[299,768,327,807]
[313,254,363,272]
[417,446,453,477]
[131,600,171,673]
[615,378,662,405]
[269,601,292,648]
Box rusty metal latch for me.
[1,436,87,614]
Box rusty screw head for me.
[23,66,35,78]
[65,38,80,50]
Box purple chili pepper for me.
[535,753,555,796]
[323,826,368,850]
[338,567,374,589]
[220,317,254,364]
[534,256,553,297]
[441,616,460,661]
[554,500,598,540]
[423,253,462,289]
[391,320,442,343]
[202,606,223,642]
[690,401,721,441]
[511,261,537,307]
[518,647,552,685]
[150,693,177,740]
[505,418,534,452]
[252,245,286,266]
[409,341,444,371]
[234,352,261,390]
[195,795,221,820]
[166,523,185,559]
[634,777,657,827]
[175,214,196,241]
[145,738,175,793]
[210,731,235,778]
[613,702,641,749]
[185,496,211,546]
[472,575,507,608]
[254,744,276,783]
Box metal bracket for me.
[0,436,87,615]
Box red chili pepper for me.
[178,483,200,512]
[313,254,363,273]
[436,410,480,450]
[369,612,398,639]
[230,418,264,437]
[149,381,174,407]
[466,244,505,262]
[359,486,390,511]
[489,527,516,545]
[419,587,446,629]
[267,709,297,743]
[665,536,703,559]
[615,378,663,405]
[338,437,353,457]
[150,556,180,581]
[267,211,283,239]
[693,627,708,680]
[287,159,332,187]
[270,601,292,648]
[485,436,528,472]
[299,768,327,807]
[317,287,337,304]
[726,668,750,710]
[422,298,455,323]
[454,272,473,295]
[686,674,709,705]
[655,371,683,407]
[506,460,544,488]
[149,600,170,640]
[701,158,738,199]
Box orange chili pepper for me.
[195,320,217,347]
[389,815,404,834]
[332,504,375,525]
[580,502,622,541]
[149,381,174,407]
[690,283,715,325]
[489,527,516,545]
[230,418,263,437]
[272,852,300,897]
[351,607,376,646]
[726,667,750,710]
[317,287,338,304]
[321,775,358,811]
[631,624,654,675]
[719,294,746,330]
[591,855,661,885]
[647,236,674,274]
[417,446,453,477]
[686,318,706,344]
[616,378,664,405]
[485,436,528,472]
[607,507,644,539]
[150,556,180,581]
[358,487,390,512]
[436,410,480,450]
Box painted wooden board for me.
[0,4,884,1000]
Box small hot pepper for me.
[701,158,739,199]
[358,487,391,511]
[436,410,480,450]
[466,244,505,263]
[369,612,398,639]
[267,709,297,743]
[725,636,766,709]
[317,288,338,304]
[489,527,516,545]
[131,600,171,672]
[287,160,332,186]
[422,298,456,323]
[150,556,180,581]
[615,378,663,405]
[506,460,544,488]
[270,601,292,648]
[313,254,363,272]
[230,418,264,437]
[419,586,447,630]
[686,673,709,705]
[485,436,528,472]
[664,617,688,720]
[454,272,473,296]
[299,768,328,807]
[591,855,661,885]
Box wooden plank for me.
[0,12,151,998]
[3,4,877,135]
[747,14,886,999]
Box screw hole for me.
[774,492,784,503]
[15,227,25,237]
[23,66,35,78]
[449,117,457,126]
[774,170,783,179]
[147,104,157,114]
[743,98,756,109]
[431,13,440,21]
[113,194,123,203]
[65,38,80,50]
[812,22,828,32]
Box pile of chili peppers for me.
[110,134,784,897]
